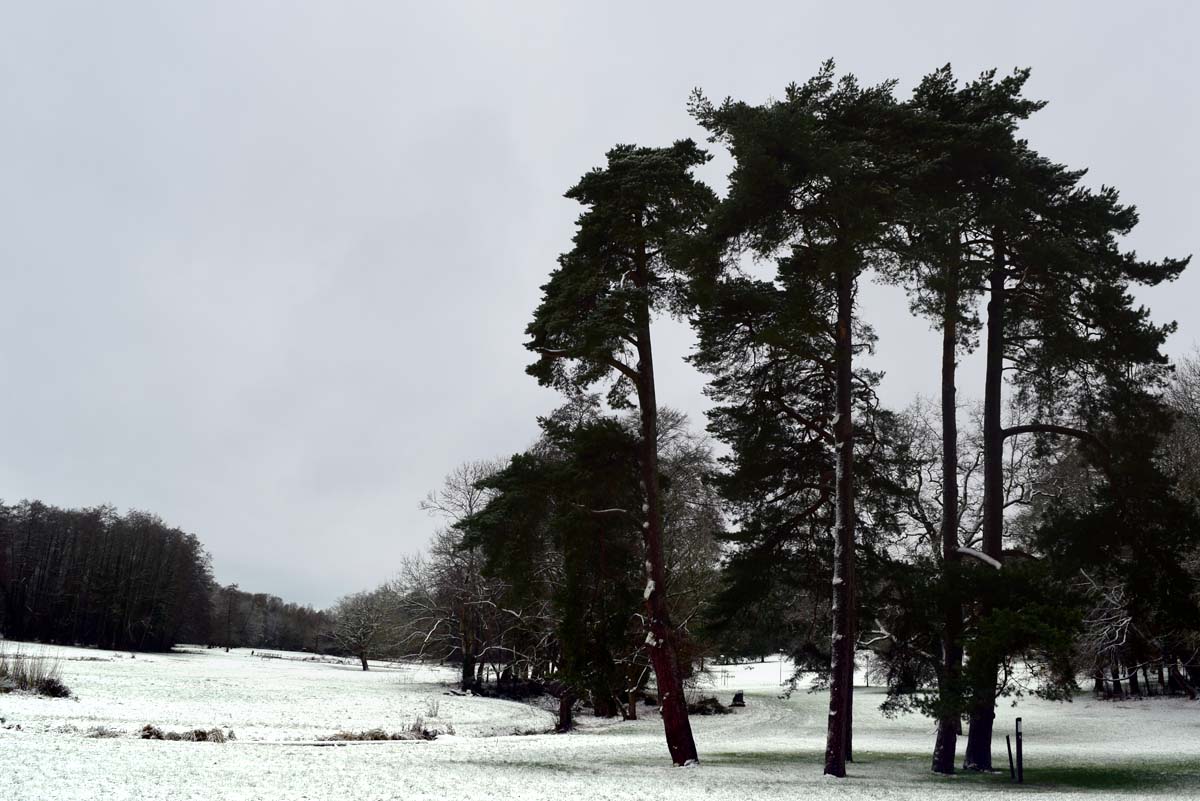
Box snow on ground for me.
[2,643,1198,800]
[0,644,545,741]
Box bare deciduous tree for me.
[330,587,396,671]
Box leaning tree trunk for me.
[632,253,699,767]
[360,652,369,672]
[824,257,857,778]
[965,243,1006,772]
[932,265,963,776]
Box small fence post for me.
[1015,716,1024,784]
[1006,734,1015,780]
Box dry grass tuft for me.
[0,645,70,697]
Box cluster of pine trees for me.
[0,501,327,653]
[378,63,1198,775]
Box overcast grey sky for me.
[2,2,1195,608]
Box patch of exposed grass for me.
[1019,762,1200,793]
[684,749,1200,794]
[702,749,822,766]
[492,760,588,774]
[703,748,913,767]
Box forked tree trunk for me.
[824,257,856,778]
[632,245,698,767]
[932,264,962,776]
[965,244,1006,772]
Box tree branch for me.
[1002,423,1106,452]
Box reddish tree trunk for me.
[632,245,698,767]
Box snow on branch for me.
[957,546,1002,570]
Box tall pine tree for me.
[882,65,1045,774]
[692,63,905,777]
[526,140,715,765]
[957,107,1188,772]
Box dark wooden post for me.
[1006,735,1015,780]
[1015,717,1024,784]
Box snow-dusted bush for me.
[140,724,234,742]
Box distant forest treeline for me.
[0,501,326,652]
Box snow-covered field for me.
[2,643,1197,800]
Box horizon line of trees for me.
[0,500,328,654]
